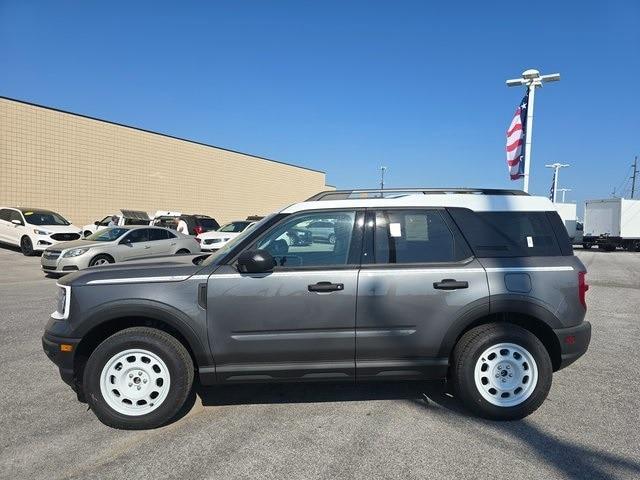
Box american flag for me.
[506,92,529,180]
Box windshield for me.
[22,210,70,226]
[202,214,275,266]
[85,227,128,241]
[219,221,251,233]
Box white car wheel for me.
[99,348,171,416]
[473,342,538,407]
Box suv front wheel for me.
[83,327,194,429]
[451,323,552,420]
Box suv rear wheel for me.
[83,327,194,429]
[451,323,552,420]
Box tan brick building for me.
[0,97,331,227]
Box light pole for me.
[506,69,560,193]
[379,166,387,190]
[557,188,571,203]
[545,163,570,202]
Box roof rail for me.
[306,188,529,201]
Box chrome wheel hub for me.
[99,348,171,416]
[474,342,538,407]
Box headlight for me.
[33,229,51,235]
[63,248,90,258]
[52,285,71,320]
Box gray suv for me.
[42,188,591,429]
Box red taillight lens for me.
[578,271,588,309]
[194,226,204,235]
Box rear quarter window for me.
[448,209,569,257]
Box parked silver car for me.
[41,226,200,275]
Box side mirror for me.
[120,236,132,245]
[237,249,276,274]
[94,221,100,226]
[11,219,22,226]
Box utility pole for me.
[506,69,561,193]
[557,188,571,203]
[545,163,570,202]
[379,166,387,190]
[632,156,638,199]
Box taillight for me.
[194,226,204,235]
[578,271,589,309]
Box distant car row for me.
[0,206,264,274]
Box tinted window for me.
[219,221,251,233]
[10,210,24,224]
[125,229,150,243]
[256,211,357,268]
[22,210,70,225]
[449,209,562,257]
[0,209,10,222]
[197,217,220,230]
[149,228,169,241]
[374,210,462,264]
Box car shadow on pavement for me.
[416,384,640,480]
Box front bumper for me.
[553,321,591,370]
[42,331,82,390]
[41,254,89,274]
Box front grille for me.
[43,250,61,260]
[51,233,81,241]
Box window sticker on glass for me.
[527,236,534,248]
[405,215,429,241]
[24,212,33,216]
[389,222,402,238]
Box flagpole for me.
[545,163,570,202]
[506,69,560,194]
[522,84,536,193]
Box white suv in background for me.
[197,220,255,251]
[0,207,82,255]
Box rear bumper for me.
[42,332,82,390]
[553,321,591,370]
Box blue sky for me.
[1,1,639,213]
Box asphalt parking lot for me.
[1,246,639,480]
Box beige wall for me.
[0,97,330,228]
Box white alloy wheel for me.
[473,342,538,407]
[100,348,171,416]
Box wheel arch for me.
[89,252,115,265]
[439,300,563,372]
[73,302,210,388]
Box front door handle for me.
[433,279,469,290]
[308,282,344,293]
[144,245,151,249]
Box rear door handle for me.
[308,282,344,293]
[433,279,469,290]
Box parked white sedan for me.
[197,220,255,251]
[0,207,82,256]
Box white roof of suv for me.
[282,189,555,214]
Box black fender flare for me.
[76,299,211,367]
[437,295,562,358]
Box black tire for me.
[89,254,114,267]
[83,230,93,238]
[20,236,35,256]
[451,323,552,421]
[582,243,592,250]
[175,249,190,255]
[83,327,194,430]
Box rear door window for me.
[449,209,563,257]
[373,210,470,264]
[149,229,169,241]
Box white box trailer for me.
[583,198,640,251]
[554,202,578,241]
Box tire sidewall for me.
[21,236,34,256]
[456,326,552,420]
[89,254,113,267]
[83,331,192,429]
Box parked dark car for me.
[180,214,220,236]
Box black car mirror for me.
[237,250,276,274]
